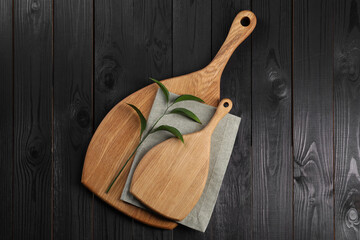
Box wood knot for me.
[76,108,90,128]
[294,164,301,180]
[30,0,40,12]
[336,45,360,82]
[346,208,360,229]
[150,38,168,63]
[293,162,303,181]
[96,56,121,93]
[265,49,288,100]
[348,208,358,222]
[267,70,288,100]
[69,105,91,149]
[26,136,46,165]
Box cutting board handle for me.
[206,10,256,79]
[203,99,233,134]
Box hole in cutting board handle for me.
[240,16,250,27]
[223,102,229,107]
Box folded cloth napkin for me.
[121,89,241,232]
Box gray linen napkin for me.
[121,89,241,232]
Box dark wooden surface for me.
[252,0,292,239]
[0,0,12,239]
[53,0,93,239]
[13,0,53,239]
[1,0,360,239]
[293,0,334,239]
[334,0,360,239]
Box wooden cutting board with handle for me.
[82,10,256,229]
[130,99,233,221]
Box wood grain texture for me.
[85,8,255,229]
[131,99,233,221]
[173,0,211,76]
[5,0,359,238]
[293,0,334,239]
[131,224,173,240]
[208,0,252,239]
[251,0,293,239]
[13,0,53,239]
[172,0,210,238]
[334,0,360,239]
[53,0,93,239]
[93,0,135,238]
[0,0,13,239]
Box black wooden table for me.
[1,0,359,239]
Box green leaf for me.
[127,104,147,137]
[150,78,169,103]
[152,125,184,143]
[169,108,202,124]
[174,94,204,104]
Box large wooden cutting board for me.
[82,10,256,229]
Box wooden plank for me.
[334,0,360,239]
[251,0,292,239]
[53,0,93,239]
[93,202,133,240]
[293,0,334,239]
[172,0,210,237]
[132,224,173,240]
[172,0,211,76]
[131,0,173,237]
[93,0,134,238]
[0,0,13,239]
[13,0,53,239]
[209,0,252,239]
